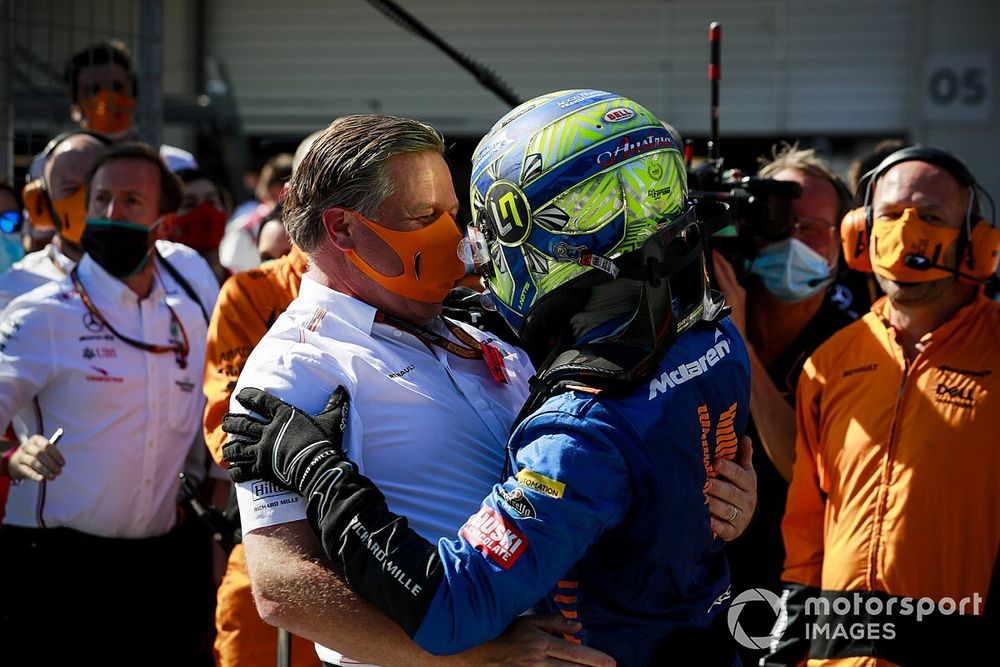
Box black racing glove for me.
[222,386,350,488]
[221,386,443,637]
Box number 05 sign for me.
[922,53,993,122]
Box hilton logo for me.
[252,481,286,500]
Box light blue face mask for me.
[0,233,24,273]
[749,237,833,302]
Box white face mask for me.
[750,237,833,302]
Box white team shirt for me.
[0,242,219,538]
[233,276,533,664]
[0,243,75,311]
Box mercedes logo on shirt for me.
[82,312,104,333]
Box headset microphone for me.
[903,253,984,283]
[904,254,932,270]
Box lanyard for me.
[374,312,509,383]
[375,311,483,359]
[48,245,72,276]
[70,266,190,369]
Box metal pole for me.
[276,628,291,667]
[138,0,164,148]
[0,0,14,180]
[707,22,721,162]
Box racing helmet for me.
[464,89,709,351]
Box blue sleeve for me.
[413,400,633,654]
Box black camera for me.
[689,159,802,274]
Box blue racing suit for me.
[414,318,750,664]
[231,318,750,666]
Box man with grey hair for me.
[222,114,604,666]
[226,114,755,666]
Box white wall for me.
[911,0,1000,200]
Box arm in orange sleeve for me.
[202,274,271,466]
[781,353,827,588]
[764,355,827,667]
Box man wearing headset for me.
[0,143,220,663]
[768,147,1000,666]
[1,132,109,310]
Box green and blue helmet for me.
[464,89,704,346]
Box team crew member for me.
[712,145,856,663]
[203,244,316,667]
[1,131,108,310]
[768,147,1000,666]
[0,142,219,663]
[224,93,755,666]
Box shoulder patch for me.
[516,469,566,499]
[499,487,537,519]
[460,506,528,570]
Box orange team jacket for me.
[202,247,316,667]
[776,294,1000,667]
[203,247,307,465]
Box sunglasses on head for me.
[0,210,21,234]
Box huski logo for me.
[460,506,528,570]
[648,329,731,399]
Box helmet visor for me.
[458,222,494,277]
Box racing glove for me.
[222,386,350,486]
[221,386,443,636]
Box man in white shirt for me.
[226,115,756,666]
[0,143,219,663]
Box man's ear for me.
[322,207,354,251]
[155,212,177,241]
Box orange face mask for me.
[50,186,90,246]
[344,210,466,303]
[78,89,136,135]
[871,208,961,283]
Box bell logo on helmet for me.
[469,89,696,344]
[603,107,636,123]
[485,181,532,246]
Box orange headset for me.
[21,130,111,243]
[840,146,1000,282]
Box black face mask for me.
[82,218,155,277]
